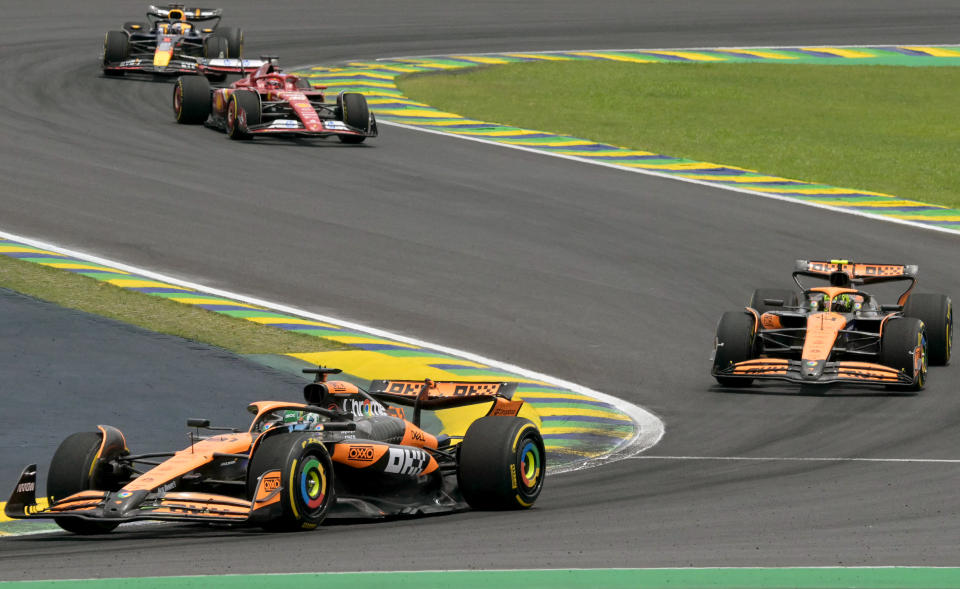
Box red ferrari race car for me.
[712,259,952,392]
[173,58,378,143]
[4,368,544,534]
[101,4,243,78]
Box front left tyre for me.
[880,318,927,391]
[173,76,211,124]
[903,293,952,366]
[47,431,124,535]
[337,92,370,143]
[247,433,335,532]
[226,90,260,139]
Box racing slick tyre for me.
[216,27,244,57]
[247,433,334,532]
[122,21,148,33]
[102,30,129,76]
[749,288,798,314]
[47,431,123,535]
[226,90,260,140]
[457,417,545,510]
[713,311,758,386]
[880,318,927,391]
[338,92,369,143]
[903,293,952,366]
[203,35,229,59]
[173,76,211,124]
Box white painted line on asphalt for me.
[0,228,665,473]
[379,120,960,238]
[632,455,960,464]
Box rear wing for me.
[793,259,918,305]
[148,5,223,22]
[369,380,518,409]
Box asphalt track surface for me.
[1,0,959,580]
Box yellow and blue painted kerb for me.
[294,45,960,232]
[0,240,635,470]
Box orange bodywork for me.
[801,311,848,361]
[332,443,390,468]
[123,433,253,492]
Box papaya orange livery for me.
[3,367,546,533]
[712,258,951,393]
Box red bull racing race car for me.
[172,58,377,142]
[101,4,243,78]
[4,368,545,534]
[712,259,952,392]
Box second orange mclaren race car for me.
[712,259,952,392]
[4,368,545,534]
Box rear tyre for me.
[713,311,758,386]
[226,90,260,139]
[458,417,545,510]
[748,288,798,314]
[203,35,229,59]
[173,76,211,124]
[903,293,952,366]
[247,434,334,532]
[102,30,129,76]
[881,318,927,391]
[215,27,244,57]
[47,432,122,535]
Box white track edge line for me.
[632,455,960,463]
[377,120,959,238]
[0,228,665,473]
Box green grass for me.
[399,62,960,209]
[0,255,344,354]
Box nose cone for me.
[801,359,825,379]
[154,49,173,67]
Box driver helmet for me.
[831,293,856,313]
[265,77,283,89]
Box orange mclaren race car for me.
[712,259,952,392]
[4,368,545,534]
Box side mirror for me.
[881,304,903,312]
[187,418,210,428]
[762,298,785,307]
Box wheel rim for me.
[226,100,236,133]
[298,456,327,511]
[946,304,952,362]
[173,84,182,118]
[915,330,928,386]
[517,439,542,493]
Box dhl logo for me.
[384,382,503,397]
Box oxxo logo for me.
[264,476,281,492]
[347,445,376,462]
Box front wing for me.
[714,358,916,387]
[103,58,202,76]
[4,465,284,527]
